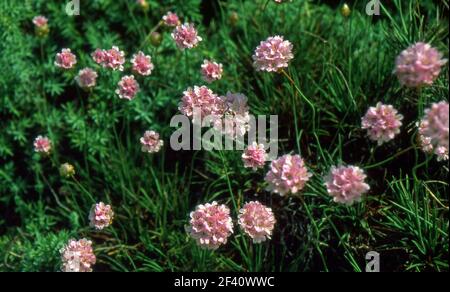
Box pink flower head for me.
[131,51,154,76]
[96,46,125,71]
[116,75,139,100]
[89,202,114,230]
[179,86,221,123]
[242,142,267,170]
[162,12,180,27]
[213,92,250,138]
[361,102,403,145]
[201,59,223,83]
[187,202,234,250]
[91,49,106,64]
[171,23,202,50]
[75,68,98,89]
[253,36,294,72]
[32,16,48,27]
[60,238,96,272]
[140,130,164,153]
[238,201,276,243]
[274,0,292,3]
[325,165,370,205]
[55,48,77,69]
[265,154,312,196]
[418,101,449,161]
[394,42,448,88]
[33,135,52,154]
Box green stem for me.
[364,145,416,170]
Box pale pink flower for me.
[131,51,154,76]
[265,154,312,196]
[253,36,293,72]
[55,48,77,69]
[238,201,276,243]
[213,92,250,138]
[179,86,221,123]
[100,46,126,71]
[33,135,52,154]
[116,75,139,100]
[60,238,96,272]
[162,12,180,27]
[89,202,114,230]
[187,202,234,250]
[171,23,202,50]
[140,130,164,153]
[32,16,48,27]
[91,49,106,64]
[75,68,98,89]
[361,102,403,145]
[242,142,267,170]
[325,165,370,205]
[394,42,448,88]
[201,59,223,83]
[418,101,449,161]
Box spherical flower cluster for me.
[91,46,126,71]
[75,68,98,89]
[238,201,276,243]
[214,92,250,138]
[187,202,234,250]
[418,101,449,161]
[171,23,202,50]
[162,12,180,27]
[253,36,293,72]
[60,238,96,272]
[324,165,370,205]
[116,75,139,100]
[33,15,48,27]
[179,86,221,123]
[242,143,267,170]
[265,154,312,196]
[131,51,154,76]
[394,42,448,88]
[33,135,52,154]
[55,48,77,69]
[89,202,114,230]
[140,130,164,153]
[60,163,75,178]
[361,102,403,145]
[201,59,223,83]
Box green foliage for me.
[0,0,448,272]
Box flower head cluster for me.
[242,142,267,170]
[361,102,403,145]
[60,163,75,178]
[89,202,114,230]
[187,202,234,250]
[116,75,139,100]
[324,165,370,205]
[131,51,154,76]
[163,12,180,27]
[265,154,312,196]
[140,130,164,153]
[179,86,222,123]
[33,15,49,37]
[201,59,223,83]
[394,42,448,88]
[60,238,96,272]
[213,92,251,138]
[33,135,52,154]
[55,48,77,69]
[91,46,126,71]
[253,36,293,72]
[418,101,449,161]
[238,201,276,243]
[171,23,202,50]
[75,68,98,89]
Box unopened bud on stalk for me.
[341,3,351,17]
[150,31,162,47]
[60,163,75,178]
[229,11,239,27]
